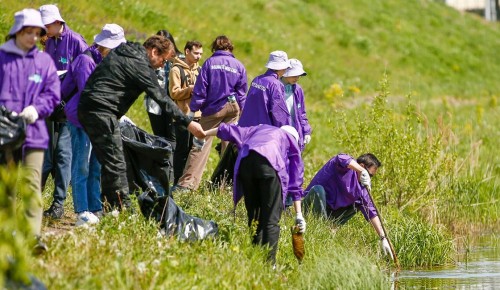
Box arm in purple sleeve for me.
[33,56,60,118]
[356,188,378,221]
[190,65,209,112]
[216,123,250,147]
[287,142,305,201]
[295,85,312,135]
[235,68,248,111]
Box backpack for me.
[172,63,201,89]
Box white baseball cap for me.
[94,24,126,49]
[9,9,46,36]
[39,4,65,25]
[265,50,291,70]
[280,125,299,143]
[283,59,307,77]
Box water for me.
[395,236,500,289]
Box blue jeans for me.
[42,121,72,206]
[303,185,357,225]
[69,123,102,213]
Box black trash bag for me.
[210,142,238,187]
[120,122,218,241]
[120,122,172,197]
[138,188,218,242]
[0,106,26,151]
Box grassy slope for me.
[1,0,499,289]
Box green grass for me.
[1,0,499,288]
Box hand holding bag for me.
[0,105,26,151]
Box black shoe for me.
[43,203,64,219]
[33,236,48,256]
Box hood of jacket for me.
[113,41,147,62]
[0,39,37,57]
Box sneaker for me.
[92,210,104,219]
[75,211,99,227]
[43,203,64,219]
[171,184,189,193]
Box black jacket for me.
[79,42,190,126]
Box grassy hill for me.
[1,0,499,100]
[1,0,499,289]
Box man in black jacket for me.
[78,35,205,210]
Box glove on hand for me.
[19,105,38,124]
[304,135,311,145]
[360,169,371,191]
[119,115,136,126]
[380,237,394,261]
[295,212,306,233]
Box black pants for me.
[148,111,175,183]
[80,112,131,210]
[173,121,193,185]
[238,151,283,264]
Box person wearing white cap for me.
[238,50,292,127]
[40,4,89,221]
[59,24,126,226]
[0,8,61,254]
[203,123,306,265]
[212,51,292,187]
[280,58,312,151]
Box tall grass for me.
[1,0,499,288]
[0,166,36,286]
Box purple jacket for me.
[305,154,377,221]
[190,50,247,116]
[217,123,304,206]
[44,25,88,70]
[238,70,289,129]
[62,45,102,127]
[0,40,60,150]
[287,83,312,151]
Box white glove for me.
[119,115,136,126]
[360,169,371,191]
[295,212,306,233]
[380,237,394,260]
[19,105,39,124]
[187,111,195,118]
[304,134,311,145]
[192,137,205,151]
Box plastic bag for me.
[0,105,26,151]
[291,225,305,263]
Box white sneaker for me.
[75,211,100,227]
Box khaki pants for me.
[177,101,239,189]
[23,149,44,236]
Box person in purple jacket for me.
[0,8,60,253]
[238,50,291,128]
[61,24,126,226]
[303,153,394,260]
[39,4,88,219]
[205,124,306,265]
[280,59,312,151]
[174,35,247,191]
